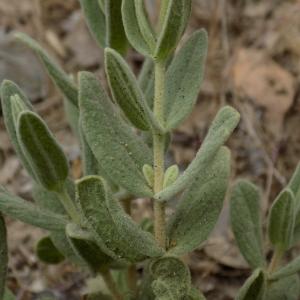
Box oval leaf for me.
[167,147,230,255]
[15,32,78,107]
[36,236,65,264]
[0,214,7,300]
[76,176,164,262]
[230,180,266,269]
[154,0,191,60]
[79,0,106,48]
[17,111,69,192]
[236,269,266,300]
[79,71,153,197]
[156,106,240,202]
[268,189,296,251]
[165,29,208,130]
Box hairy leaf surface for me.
[36,236,65,264]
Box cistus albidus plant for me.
[0,0,240,299]
[230,164,300,300]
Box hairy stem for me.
[268,247,283,274]
[57,188,81,225]
[101,269,122,300]
[153,61,166,249]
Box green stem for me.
[101,269,123,300]
[268,247,283,274]
[57,188,81,225]
[153,61,166,249]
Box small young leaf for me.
[105,48,159,131]
[266,275,300,300]
[230,180,266,269]
[17,111,69,192]
[105,0,128,54]
[10,94,29,126]
[154,0,191,61]
[150,256,191,299]
[66,223,114,273]
[167,147,230,255]
[0,214,7,300]
[0,187,68,231]
[156,106,240,202]
[36,236,65,264]
[270,255,300,281]
[15,33,78,107]
[79,0,106,48]
[121,0,152,56]
[79,71,153,197]
[76,176,164,262]
[165,30,208,130]
[236,269,266,300]
[0,80,36,180]
[163,165,179,189]
[268,189,296,251]
[143,164,154,188]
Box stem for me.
[268,248,283,274]
[57,188,81,225]
[101,269,122,300]
[153,61,166,249]
[127,264,138,296]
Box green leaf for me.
[76,176,164,263]
[86,292,112,300]
[165,30,208,130]
[0,80,36,180]
[79,71,153,197]
[14,32,78,107]
[143,164,154,188]
[156,106,240,202]
[134,0,156,50]
[167,147,230,255]
[185,288,206,300]
[138,58,155,107]
[292,210,300,245]
[266,275,300,300]
[17,111,69,192]
[0,187,68,231]
[0,214,7,300]
[270,256,300,281]
[105,48,160,131]
[230,180,266,269]
[79,0,106,48]
[236,269,266,300]
[36,236,65,264]
[268,189,296,251]
[105,0,128,54]
[64,98,80,137]
[163,165,179,189]
[150,256,191,299]
[288,162,300,209]
[121,0,152,56]
[4,289,16,300]
[154,0,191,61]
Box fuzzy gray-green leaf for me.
[154,0,191,60]
[0,187,68,231]
[15,32,78,107]
[236,269,266,300]
[121,0,152,56]
[157,106,239,202]
[79,71,153,197]
[270,255,300,281]
[77,176,164,262]
[17,111,69,192]
[230,180,266,269]
[167,147,230,255]
[105,48,155,131]
[268,189,296,251]
[0,80,36,180]
[36,236,65,264]
[288,161,300,209]
[165,30,208,130]
[105,0,127,54]
[0,214,7,300]
[266,275,300,300]
[150,256,191,299]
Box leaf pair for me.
[76,176,164,263]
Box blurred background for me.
[1,0,300,299]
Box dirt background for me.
[1,0,300,299]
